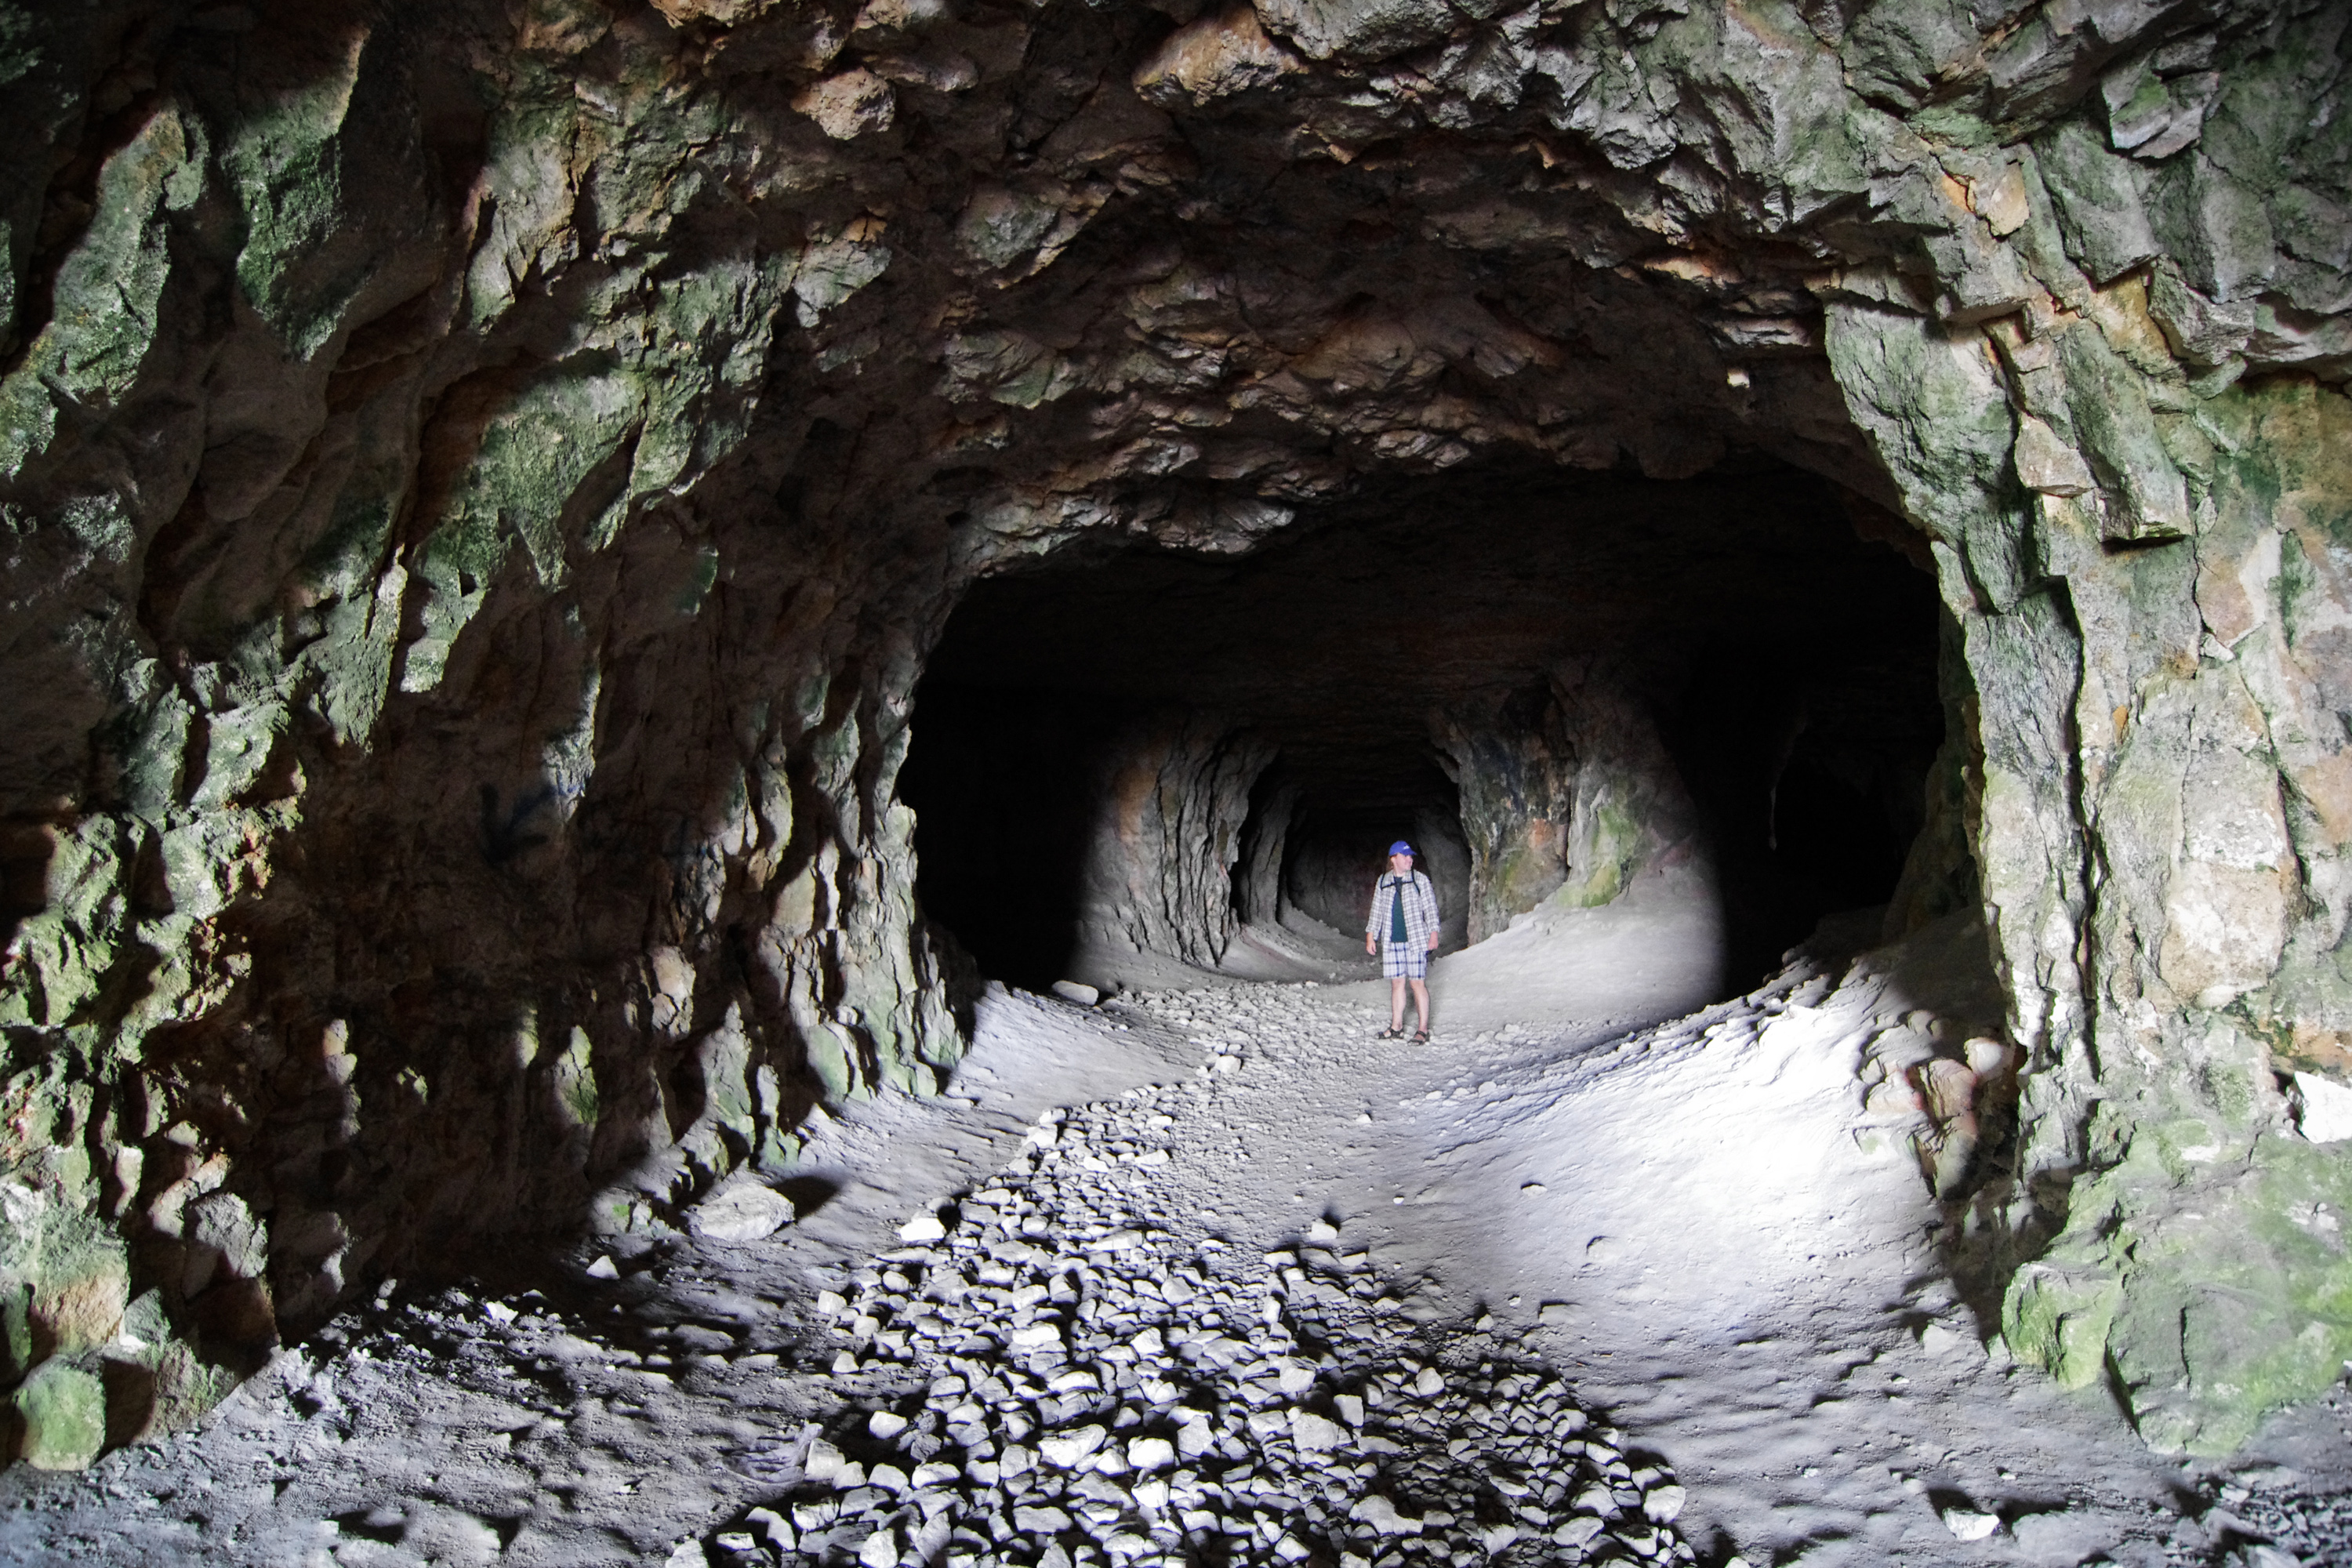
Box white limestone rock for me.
[688,1181,797,1243]
[2295,1071,2352,1142]
[1942,1507,2001,1541]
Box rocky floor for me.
[5,910,2351,1566]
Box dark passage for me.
[900,456,1950,993]
[894,687,1130,990]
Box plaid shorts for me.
[1381,941,1429,979]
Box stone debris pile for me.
[1849,1008,2016,1201]
[709,1080,1693,1568]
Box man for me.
[1365,840,1440,1040]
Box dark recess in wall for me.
[901,456,1945,993]
[896,685,1125,990]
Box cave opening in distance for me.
[900,455,1950,996]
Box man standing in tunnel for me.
[1367,840,1441,1041]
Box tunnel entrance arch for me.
[898,455,1955,998]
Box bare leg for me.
[1408,978,1430,1033]
[1389,976,1407,1029]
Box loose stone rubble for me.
[712,1077,1692,1568]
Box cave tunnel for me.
[19,0,2352,1538]
[902,454,1947,997]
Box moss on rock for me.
[9,1359,103,1472]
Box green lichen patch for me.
[217,27,372,358]
[2019,1127,2352,1456]
[0,106,202,478]
[2002,1259,2123,1392]
[9,1359,103,1470]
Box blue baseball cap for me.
[1388,840,1415,856]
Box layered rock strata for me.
[1,0,2349,1460]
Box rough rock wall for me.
[1,0,2349,1461]
[1230,771,1300,929]
[1276,808,1472,946]
[1436,659,1705,942]
[1076,717,1275,969]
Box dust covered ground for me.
[5,879,2350,1567]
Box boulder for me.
[689,1183,798,1243]
[10,1361,103,1471]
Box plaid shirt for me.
[1366,871,1439,948]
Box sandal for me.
[1376,1026,1404,1040]
[1411,1028,1431,1044]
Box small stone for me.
[750,1510,797,1552]
[691,1182,797,1243]
[1552,1517,1605,1549]
[1350,1495,1422,1537]
[1940,1508,2000,1541]
[900,1213,949,1243]
[1289,1410,1347,1453]
[1127,1436,1175,1470]
[1963,1036,2011,1076]
[586,1255,620,1280]
[870,1410,910,1439]
[1412,1367,1444,1396]
[1051,981,1101,1006]
[858,1525,902,1567]
[1334,1394,1363,1426]
[2295,1071,2352,1142]
[1040,1425,1108,1466]
[1642,1483,1686,1523]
